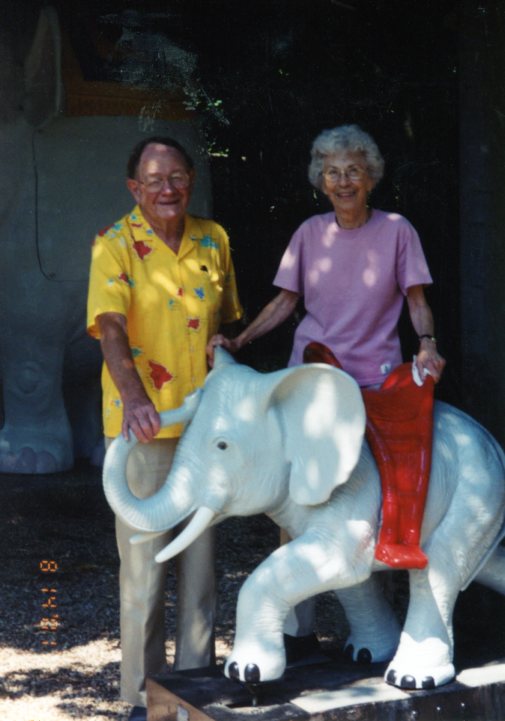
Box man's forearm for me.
[97,312,160,441]
[98,314,146,402]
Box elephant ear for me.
[267,365,366,506]
[23,6,62,127]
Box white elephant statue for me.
[103,348,505,691]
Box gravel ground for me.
[3,462,505,721]
[0,462,348,721]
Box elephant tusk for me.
[155,507,216,563]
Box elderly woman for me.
[209,124,445,384]
[208,123,445,656]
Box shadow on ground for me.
[1,460,505,719]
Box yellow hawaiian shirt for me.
[87,206,243,438]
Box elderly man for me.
[87,136,243,721]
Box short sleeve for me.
[86,234,132,339]
[217,226,243,324]
[273,224,305,294]
[396,219,433,294]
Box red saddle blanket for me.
[303,342,434,570]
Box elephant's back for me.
[434,400,505,470]
[425,400,505,541]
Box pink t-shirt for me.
[273,209,433,386]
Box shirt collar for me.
[128,205,195,258]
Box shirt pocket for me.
[187,262,223,318]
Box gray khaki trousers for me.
[106,437,216,708]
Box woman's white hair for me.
[308,124,385,190]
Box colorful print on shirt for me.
[87,206,243,438]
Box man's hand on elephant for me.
[121,395,161,443]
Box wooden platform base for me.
[147,656,505,721]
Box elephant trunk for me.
[102,391,201,533]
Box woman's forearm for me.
[235,289,300,350]
[406,285,446,382]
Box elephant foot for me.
[225,639,286,683]
[227,661,262,683]
[0,427,73,474]
[344,627,399,665]
[343,644,374,664]
[0,445,63,474]
[385,661,455,690]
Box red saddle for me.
[303,342,434,570]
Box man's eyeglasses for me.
[321,166,367,184]
[139,172,191,192]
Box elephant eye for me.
[217,440,228,450]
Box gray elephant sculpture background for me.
[0,5,212,473]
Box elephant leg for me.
[475,544,505,595]
[280,528,317,638]
[225,534,369,683]
[336,575,401,663]
[0,348,73,473]
[385,483,505,690]
[385,564,458,689]
[226,573,288,683]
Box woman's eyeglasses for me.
[322,166,367,184]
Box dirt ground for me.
[0,462,347,721]
[2,462,505,721]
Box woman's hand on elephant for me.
[207,290,300,368]
[121,394,161,443]
[207,334,240,367]
[416,342,446,384]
